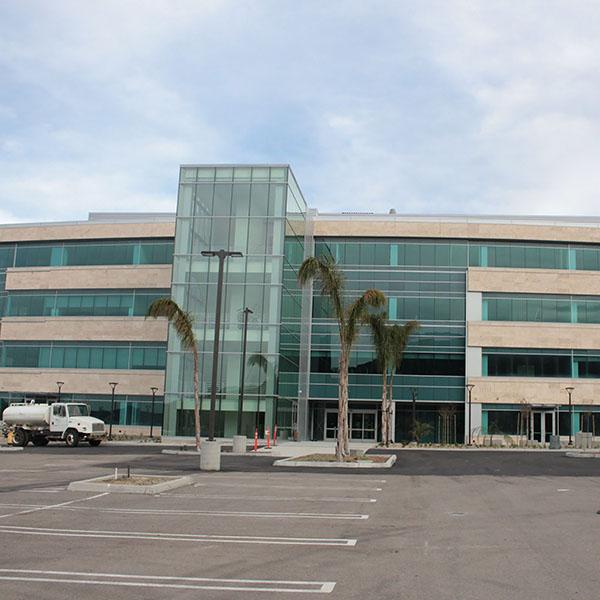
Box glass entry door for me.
[325,410,338,440]
[324,409,377,440]
[350,411,377,440]
[531,411,555,443]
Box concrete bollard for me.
[232,435,247,454]
[200,440,221,471]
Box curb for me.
[0,446,24,452]
[161,449,272,457]
[68,474,194,494]
[273,454,397,469]
[565,451,600,459]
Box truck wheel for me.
[65,429,80,447]
[88,439,102,447]
[13,428,30,447]
[32,436,49,447]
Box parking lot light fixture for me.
[565,386,574,446]
[201,249,243,441]
[237,307,253,436]
[108,382,118,440]
[150,386,159,438]
[466,384,475,446]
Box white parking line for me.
[0,525,358,546]
[0,493,108,520]
[161,493,377,503]
[195,482,382,492]
[0,503,368,520]
[21,488,66,493]
[0,569,336,594]
[0,469,45,473]
[199,475,387,484]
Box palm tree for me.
[298,256,385,460]
[365,316,419,446]
[387,320,419,445]
[147,298,201,451]
[364,312,393,446]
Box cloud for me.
[1,1,600,221]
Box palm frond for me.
[390,320,419,371]
[364,312,390,373]
[345,289,386,345]
[147,297,197,351]
[248,352,269,372]
[298,256,345,325]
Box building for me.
[0,213,175,434]
[3,164,600,444]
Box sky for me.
[1,0,600,223]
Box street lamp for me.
[108,382,118,440]
[237,307,253,436]
[150,386,159,438]
[466,384,475,446]
[201,249,243,441]
[56,381,64,402]
[410,387,418,443]
[565,386,574,446]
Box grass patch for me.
[293,453,389,463]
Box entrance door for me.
[325,410,338,440]
[531,411,555,443]
[350,411,377,440]
[324,410,377,440]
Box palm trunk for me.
[192,346,201,451]
[337,348,350,461]
[387,370,395,447]
[381,370,388,446]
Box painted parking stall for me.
[0,448,387,598]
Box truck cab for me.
[50,403,105,446]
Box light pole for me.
[565,386,574,446]
[466,384,475,446]
[201,249,243,441]
[108,382,118,440]
[411,387,417,442]
[150,386,159,438]
[237,307,253,436]
[56,381,64,402]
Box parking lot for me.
[1,446,600,599]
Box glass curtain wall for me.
[163,165,307,438]
[311,238,467,442]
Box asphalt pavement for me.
[0,445,599,599]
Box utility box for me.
[549,435,561,449]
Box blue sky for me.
[1,1,600,222]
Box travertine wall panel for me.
[0,369,164,395]
[0,317,168,342]
[5,265,172,290]
[467,377,600,406]
[0,221,174,243]
[467,267,600,295]
[468,321,600,350]
[314,219,600,243]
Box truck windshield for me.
[68,404,89,417]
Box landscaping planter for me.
[273,453,396,469]
[68,474,194,494]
